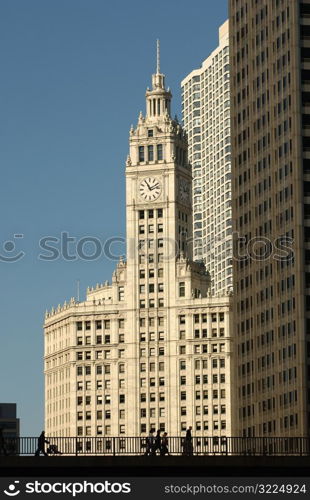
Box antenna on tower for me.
[156,39,160,74]
[76,279,80,302]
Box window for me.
[179,282,185,297]
[85,366,91,375]
[157,144,163,161]
[118,286,124,301]
[104,320,110,329]
[77,336,83,345]
[139,146,145,162]
[76,321,83,331]
[148,129,153,137]
[77,366,83,376]
[119,394,125,403]
[85,321,91,330]
[96,320,102,330]
[148,145,154,161]
[157,208,163,218]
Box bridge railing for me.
[1,436,309,456]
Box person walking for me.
[152,429,161,456]
[183,426,193,456]
[35,431,50,457]
[160,432,170,456]
[145,429,154,456]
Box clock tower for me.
[44,44,233,441]
[125,42,193,315]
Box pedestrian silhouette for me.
[145,429,154,456]
[160,432,170,456]
[0,428,8,456]
[183,426,193,456]
[35,431,49,456]
[152,429,161,456]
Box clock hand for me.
[145,181,152,190]
[150,183,160,190]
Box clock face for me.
[179,178,190,203]
[139,177,162,201]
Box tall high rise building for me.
[0,403,20,439]
[44,49,233,441]
[181,21,233,294]
[230,0,310,436]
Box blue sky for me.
[0,0,227,435]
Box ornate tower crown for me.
[145,40,172,120]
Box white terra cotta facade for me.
[44,61,234,440]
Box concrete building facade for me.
[44,56,233,441]
[181,21,233,294]
[229,0,310,436]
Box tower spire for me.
[156,39,160,74]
